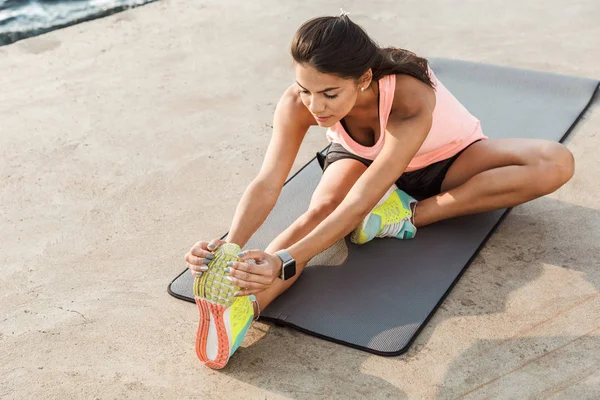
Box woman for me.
[185,13,574,369]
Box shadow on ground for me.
[216,196,599,399]
[436,334,600,399]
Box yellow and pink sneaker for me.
[194,243,255,369]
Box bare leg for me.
[252,139,574,313]
[413,139,575,227]
[254,158,367,311]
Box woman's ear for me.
[358,68,373,90]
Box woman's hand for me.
[184,239,228,277]
[226,250,283,297]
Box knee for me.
[531,143,575,195]
[306,197,342,221]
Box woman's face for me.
[294,63,361,127]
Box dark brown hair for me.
[291,15,434,88]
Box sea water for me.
[0,0,158,46]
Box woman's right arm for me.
[225,86,314,248]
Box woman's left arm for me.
[287,76,435,265]
[228,76,435,295]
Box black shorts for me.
[316,140,483,200]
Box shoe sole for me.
[195,298,229,369]
[193,243,241,369]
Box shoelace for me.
[377,220,406,238]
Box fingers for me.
[186,262,208,277]
[185,242,268,283]
[184,250,209,277]
[189,239,226,256]
[185,252,214,266]
[227,275,268,291]
[189,246,213,259]
[207,239,227,251]
[227,259,269,276]
[237,249,266,262]
[226,262,272,285]
[185,238,227,277]
[226,267,271,290]
[184,247,214,277]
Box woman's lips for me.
[315,115,331,122]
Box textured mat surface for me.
[168,58,599,355]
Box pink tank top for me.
[326,69,487,172]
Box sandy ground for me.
[1,0,599,399]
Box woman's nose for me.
[308,97,325,114]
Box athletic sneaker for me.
[350,185,418,244]
[194,243,254,369]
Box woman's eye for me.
[297,89,337,99]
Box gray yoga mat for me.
[168,58,599,355]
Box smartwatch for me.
[275,249,297,281]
